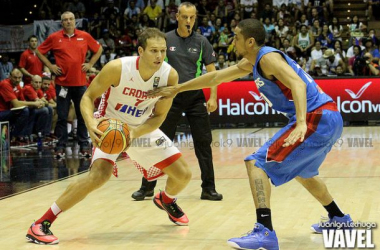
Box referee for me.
[132,2,223,201]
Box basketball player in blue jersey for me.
[149,19,353,250]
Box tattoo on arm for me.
[255,179,267,208]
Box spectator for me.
[199,17,214,42]
[23,75,51,138]
[291,0,308,20]
[0,54,13,81]
[215,54,228,70]
[260,3,275,22]
[147,0,165,10]
[355,52,380,76]
[346,44,365,59]
[100,48,116,68]
[317,24,333,48]
[332,40,346,61]
[368,29,379,46]
[329,17,343,41]
[102,0,120,19]
[218,27,233,53]
[309,7,324,26]
[263,17,275,41]
[98,29,116,53]
[240,0,257,19]
[214,0,228,22]
[124,0,141,20]
[36,11,102,158]
[348,15,367,47]
[67,0,86,17]
[0,69,44,145]
[361,37,380,62]
[88,12,103,39]
[348,45,362,75]
[164,0,178,32]
[19,35,45,86]
[143,0,163,29]
[294,24,314,57]
[197,0,209,19]
[296,13,309,27]
[275,18,289,43]
[336,65,345,76]
[310,19,322,39]
[311,40,323,60]
[310,49,345,75]
[139,14,156,30]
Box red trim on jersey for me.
[154,153,182,170]
[136,56,140,70]
[274,80,293,100]
[99,88,111,117]
[266,102,337,163]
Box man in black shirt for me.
[131,2,223,201]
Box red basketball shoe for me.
[153,192,189,226]
[26,220,59,245]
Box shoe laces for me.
[240,224,263,238]
[40,220,54,235]
[163,199,184,217]
[319,215,330,223]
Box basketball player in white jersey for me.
[26,28,192,245]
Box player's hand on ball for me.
[88,117,107,146]
[283,122,307,147]
[147,86,179,99]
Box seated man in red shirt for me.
[41,75,58,137]
[23,75,51,139]
[0,69,44,145]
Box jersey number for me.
[135,98,144,106]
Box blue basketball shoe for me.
[227,223,279,250]
[311,214,353,234]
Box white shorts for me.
[91,129,181,181]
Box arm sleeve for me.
[1,84,17,102]
[23,87,38,101]
[19,51,27,68]
[202,37,216,66]
[38,35,53,55]
[86,32,101,53]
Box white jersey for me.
[96,56,171,127]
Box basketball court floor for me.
[0,126,379,250]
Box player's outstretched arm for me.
[132,68,179,139]
[260,53,307,147]
[80,59,122,145]
[148,59,252,98]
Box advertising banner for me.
[203,78,380,124]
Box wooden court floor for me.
[0,126,379,250]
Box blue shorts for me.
[245,103,343,186]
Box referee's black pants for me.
[139,92,216,191]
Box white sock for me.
[51,202,62,216]
[67,123,72,133]
[72,119,78,130]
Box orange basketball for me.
[97,118,130,154]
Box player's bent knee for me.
[163,157,192,183]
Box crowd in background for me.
[1,0,380,146]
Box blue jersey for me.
[252,47,332,117]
